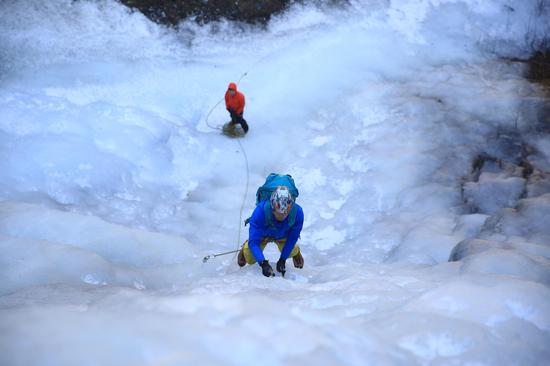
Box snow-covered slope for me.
[1,0,549,365]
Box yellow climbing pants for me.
[242,238,301,265]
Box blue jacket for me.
[248,201,304,264]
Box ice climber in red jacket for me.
[224,82,249,133]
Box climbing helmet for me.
[270,186,294,215]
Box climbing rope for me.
[204,98,224,131]
[236,136,250,247]
[202,70,251,265]
[201,46,275,264]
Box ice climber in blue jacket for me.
[238,186,304,277]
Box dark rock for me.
[507,47,549,131]
[526,50,550,88]
[460,130,547,214]
[462,172,526,214]
[119,0,291,26]
[119,0,351,26]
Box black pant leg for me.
[229,110,238,124]
[237,114,249,133]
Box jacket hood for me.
[228,82,237,91]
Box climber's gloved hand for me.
[260,260,274,277]
[276,259,286,277]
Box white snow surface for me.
[1,0,549,365]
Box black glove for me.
[276,259,286,277]
[260,260,274,277]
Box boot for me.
[237,247,246,267]
[241,119,249,133]
[292,251,304,268]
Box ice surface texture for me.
[0,0,549,365]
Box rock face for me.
[527,50,550,90]
[450,52,550,283]
[119,0,290,25]
[461,134,532,215]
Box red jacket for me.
[225,82,245,115]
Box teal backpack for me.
[245,173,299,228]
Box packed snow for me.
[1,0,549,365]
